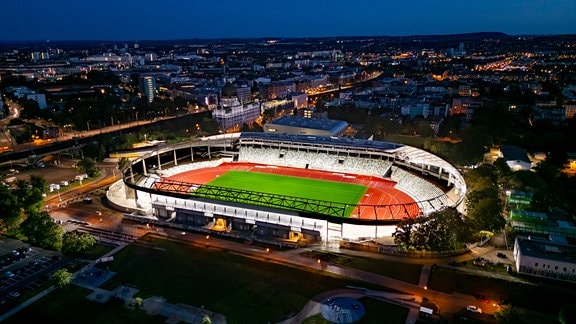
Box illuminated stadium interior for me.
[117,132,466,244]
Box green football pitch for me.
[204,170,368,217]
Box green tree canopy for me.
[77,157,98,177]
[62,231,96,254]
[52,268,73,288]
[0,185,24,233]
[20,210,64,251]
[393,208,473,251]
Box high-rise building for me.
[140,76,156,103]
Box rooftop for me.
[516,236,576,264]
[267,115,347,132]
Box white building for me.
[499,145,532,171]
[212,102,261,131]
[514,236,576,282]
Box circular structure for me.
[118,132,466,242]
[320,297,365,323]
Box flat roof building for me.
[513,236,576,282]
[263,115,348,137]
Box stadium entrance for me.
[212,218,228,232]
[289,231,303,241]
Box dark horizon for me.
[3,31,576,45]
[1,1,575,42]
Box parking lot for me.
[0,237,63,303]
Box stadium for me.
[111,132,466,245]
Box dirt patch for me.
[13,165,80,186]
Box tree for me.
[77,157,98,177]
[392,217,415,249]
[20,210,64,251]
[134,297,143,310]
[13,175,46,213]
[466,192,505,232]
[0,185,24,233]
[202,315,212,324]
[393,208,473,251]
[52,268,73,288]
[62,231,96,254]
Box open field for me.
[205,170,368,217]
[7,235,392,323]
[164,162,420,219]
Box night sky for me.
[1,0,575,41]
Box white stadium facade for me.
[110,132,466,245]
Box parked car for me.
[475,295,490,303]
[467,305,482,313]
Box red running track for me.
[162,162,420,220]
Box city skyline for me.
[1,0,575,42]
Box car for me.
[467,305,482,313]
[496,252,507,258]
[475,294,490,303]
[8,291,20,298]
[5,271,14,278]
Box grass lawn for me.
[92,235,387,323]
[301,250,422,285]
[202,170,367,217]
[303,297,409,323]
[67,242,116,260]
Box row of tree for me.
[0,175,96,253]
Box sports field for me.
[205,170,368,217]
[159,162,421,220]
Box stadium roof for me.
[389,145,460,175]
[239,132,403,151]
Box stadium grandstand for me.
[109,132,466,246]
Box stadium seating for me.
[238,146,393,177]
[390,166,447,214]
